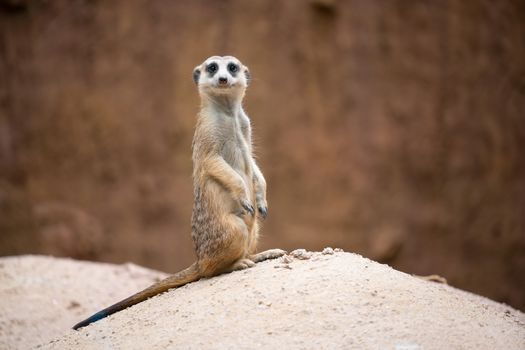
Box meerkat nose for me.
[218,77,228,85]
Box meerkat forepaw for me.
[240,199,255,216]
[256,197,268,219]
[258,206,268,219]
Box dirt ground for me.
[1,252,523,350]
[0,255,167,349]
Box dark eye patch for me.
[206,62,218,76]
[227,63,239,76]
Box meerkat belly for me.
[191,184,233,251]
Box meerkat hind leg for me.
[250,249,287,263]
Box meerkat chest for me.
[218,119,252,176]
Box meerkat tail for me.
[72,262,200,330]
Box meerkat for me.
[72,56,286,330]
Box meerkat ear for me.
[193,67,201,85]
[244,68,251,86]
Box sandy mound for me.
[0,255,167,349]
[1,252,524,350]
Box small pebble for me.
[322,247,334,255]
[274,264,292,270]
[290,249,312,260]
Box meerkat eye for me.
[228,63,239,73]
[206,63,218,74]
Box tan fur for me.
[72,56,285,330]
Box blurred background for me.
[1,0,524,310]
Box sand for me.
[1,251,523,350]
[0,255,167,349]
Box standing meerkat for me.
[73,56,286,330]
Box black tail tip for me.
[72,311,107,330]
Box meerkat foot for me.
[229,258,256,271]
[250,249,287,263]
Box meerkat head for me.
[193,56,251,97]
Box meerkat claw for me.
[241,200,255,216]
[258,206,268,219]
